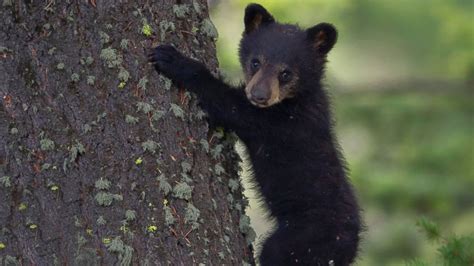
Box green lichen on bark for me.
[125,210,136,221]
[0,176,11,188]
[136,102,153,114]
[40,138,55,151]
[173,182,193,200]
[239,215,256,245]
[105,237,133,266]
[81,56,94,65]
[3,0,13,7]
[125,115,139,124]
[86,75,95,85]
[169,103,185,121]
[82,124,92,133]
[118,67,130,82]
[99,31,111,44]
[69,141,85,162]
[141,23,153,37]
[159,21,176,41]
[157,174,172,196]
[211,144,224,160]
[214,163,225,175]
[192,0,202,14]
[2,255,19,265]
[100,47,123,68]
[95,192,123,207]
[120,39,129,50]
[97,215,107,226]
[195,110,206,120]
[200,18,218,39]
[151,110,165,121]
[173,4,190,19]
[181,161,192,173]
[71,73,80,82]
[95,178,111,190]
[163,205,175,226]
[141,140,160,154]
[159,75,172,90]
[48,47,57,55]
[199,139,209,153]
[228,178,239,193]
[185,203,200,229]
[137,77,148,90]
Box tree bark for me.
[0,1,254,265]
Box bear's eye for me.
[251,59,261,70]
[279,70,292,83]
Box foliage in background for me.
[334,90,473,265]
[335,91,473,218]
[407,217,474,265]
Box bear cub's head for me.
[239,4,337,108]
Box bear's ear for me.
[306,23,338,54]
[244,3,275,34]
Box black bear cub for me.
[150,3,361,265]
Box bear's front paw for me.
[149,45,203,83]
[149,45,180,70]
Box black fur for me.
[150,4,361,265]
[244,3,275,34]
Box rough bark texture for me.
[0,1,254,265]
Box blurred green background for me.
[209,0,474,265]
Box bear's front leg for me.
[150,44,260,137]
[149,45,208,88]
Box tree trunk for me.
[0,1,254,265]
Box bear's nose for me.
[251,89,270,104]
